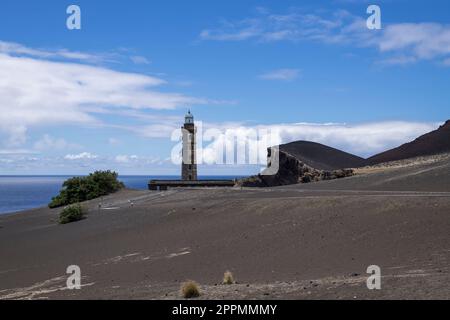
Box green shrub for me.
[59,204,85,224]
[49,171,124,208]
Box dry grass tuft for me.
[181,280,201,298]
[223,271,235,285]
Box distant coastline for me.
[0,175,244,215]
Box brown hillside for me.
[368,120,450,165]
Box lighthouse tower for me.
[181,110,197,181]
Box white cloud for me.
[0,153,170,175]
[377,23,450,60]
[0,121,441,174]
[377,55,417,66]
[3,125,28,146]
[115,154,138,163]
[64,152,98,160]
[130,55,151,65]
[0,149,37,155]
[167,120,440,167]
[0,41,211,148]
[268,121,439,157]
[199,9,367,43]
[200,28,259,41]
[0,40,107,63]
[108,138,121,145]
[199,9,450,65]
[259,68,300,81]
[34,134,80,151]
[196,121,440,164]
[135,124,181,138]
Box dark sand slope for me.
[0,158,449,299]
[287,153,450,192]
[368,120,450,165]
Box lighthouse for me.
[181,110,197,181]
[148,110,235,190]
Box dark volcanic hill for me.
[367,120,450,165]
[279,140,367,170]
[238,141,365,187]
[239,121,450,187]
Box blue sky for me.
[0,0,449,175]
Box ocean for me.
[0,175,242,215]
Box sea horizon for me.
[0,175,244,215]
